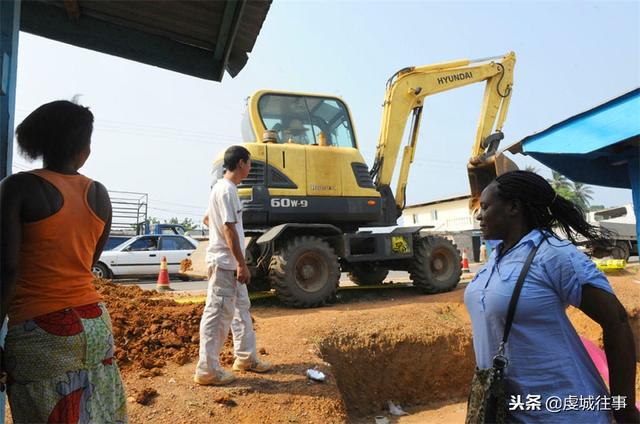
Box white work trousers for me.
[195,266,257,378]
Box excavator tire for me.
[347,265,389,286]
[409,236,461,294]
[611,241,631,262]
[590,247,609,259]
[269,236,340,308]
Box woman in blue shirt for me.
[465,171,638,423]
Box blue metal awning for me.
[507,88,640,243]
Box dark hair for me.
[16,100,94,164]
[493,170,613,246]
[224,145,250,171]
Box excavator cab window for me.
[257,94,356,148]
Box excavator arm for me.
[369,52,516,213]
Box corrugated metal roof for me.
[506,88,639,189]
[508,88,640,155]
[19,0,271,81]
[506,88,640,243]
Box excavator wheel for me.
[409,236,461,293]
[611,241,631,262]
[347,265,389,286]
[269,236,340,307]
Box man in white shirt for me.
[194,145,271,386]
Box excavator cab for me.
[256,93,356,148]
[228,91,382,230]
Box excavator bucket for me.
[467,152,518,211]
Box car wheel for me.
[92,262,111,279]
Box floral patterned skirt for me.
[4,303,128,423]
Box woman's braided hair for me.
[494,170,613,247]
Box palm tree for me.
[572,181,593,211]
[548,170,571,191]
[524,164,539,174]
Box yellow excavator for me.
[210,52,516,307]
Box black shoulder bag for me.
[465,242,541,424]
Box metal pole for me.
[0,0,20,179]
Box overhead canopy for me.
[1,0,272,178]
[507,88,639,189]
[20,0,272,81]
[507,88,640,243]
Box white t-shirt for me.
[205,178,245,270]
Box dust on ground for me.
[3,267,639,423]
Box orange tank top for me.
[9,169,105,324]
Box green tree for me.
[555,185,580,205]
[180,217,196,231]
[548,170,571,191]
[144,216,197,231]
[546,171,594,213]
[524,164,539,174]
[572,181,594,211]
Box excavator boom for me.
[369,52,517,213]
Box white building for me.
[402,194,482,261]
[403,194,479,232]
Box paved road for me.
[118,256,639,293]
[120,263,485,293]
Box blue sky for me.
[12,0,640,223]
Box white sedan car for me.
[92,234,198,279]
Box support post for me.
[1,0,20,179]
[0,2,20,421]
[628,154,640,244]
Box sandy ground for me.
[3,266,639,423]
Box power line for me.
[92,126,241,147]
[151,198,206,211]
[93,124,242,143]
[148,206,204,218]
[95,117,244,141]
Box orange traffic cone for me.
[156,256,173,291]
[461,249,470,273]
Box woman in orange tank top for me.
[0,100,127,422]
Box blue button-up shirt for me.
[464,229,613,423]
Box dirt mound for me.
[94,279,235,370]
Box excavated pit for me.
[318,325,475,417]
[316,268,640,419]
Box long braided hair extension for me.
[494,171,614,248]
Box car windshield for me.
[258,93,356,148]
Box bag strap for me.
[492,238,544,370]
[501,239,543,346]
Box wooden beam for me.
[20,1,224,81]
[63,0,80,21]
[213,0,246,80]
